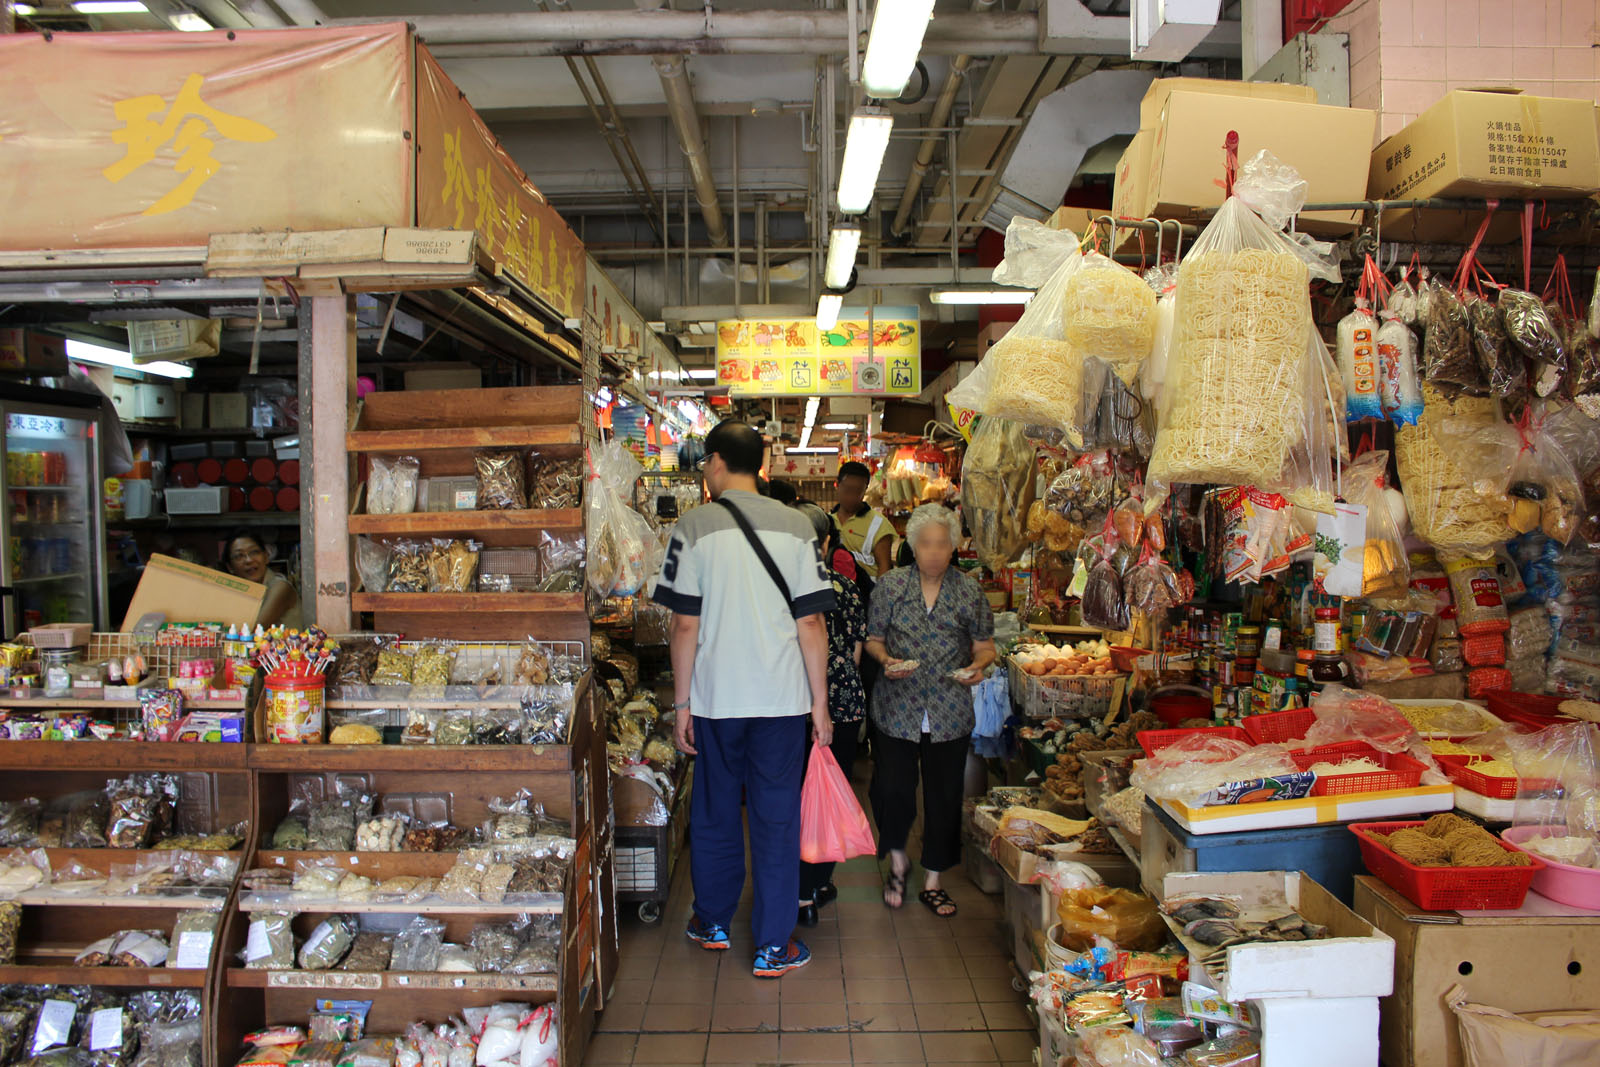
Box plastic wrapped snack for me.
[474,450,528,511]
[1062,251,1158,387]
[367,456,419,516]
[584,440,654,599]
[1378,313,1424,426]
[1337,300,1383,422]
[1500,287,1567,368]
[1396,386,1512,551]
[959,416,1036,572]
[1147,163,1326,510]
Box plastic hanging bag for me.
[798,741,876,864]
[1396,385,1513,552]
[584,440,655,598]
[1141,263,1180,411]
[1314,502,1368,598]
[1063,251,1158,387]
[1377,312,1424,426]
[991,216,1084,289]
[1507,722,1599,870]
[1420,273,1485,395]
[1147,153,1331,512]
[1504,411,1585,545]
[960,416,1036,571]
[1342,450,1411,598]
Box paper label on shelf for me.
[245,919,272,962]
[454,488,477,509]
[37,1000,76,1050]
[88,1008,124,1051]
[175,930,214,969]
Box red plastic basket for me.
[1349,821,1544,911]
[1242,708,1315,745]
[1435,754,1556,800]
[1484,691,1573,732]
[1136,726,1250,759]
[1290,748,1428,796]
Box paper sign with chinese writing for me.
[0,25,411,249]
[415,47,585,319]
[716,307,920,396]
[587,256,645,362]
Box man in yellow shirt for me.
[833,461,894,579]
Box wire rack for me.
[19,631,227,678]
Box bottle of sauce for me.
[1311,605,1350,686]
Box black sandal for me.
[882,870,907,910]
[919,888,957,917]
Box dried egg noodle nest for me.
[1395,385,1511,551]
[1062,260,1157,386]
[1148,248,1312,490]
[986,336,1095,450]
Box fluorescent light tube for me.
[786,446,839,454]
[685,368,717,380]
[929,286,1035,305]
[822,422,857,430]
[13,5,37,14]
[67,339,194,379]
[837,108,893,215]
[861,0,937,98]
[803,396,820,428]
[816,292,844,332]
[824,225,861,289]
[73,2,149,12]
[172,12,211,30]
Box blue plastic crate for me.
[1142,799,1368,904]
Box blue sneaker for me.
[685,916,730,950]
[752,938,811,978]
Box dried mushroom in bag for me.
[475,449,528,510]
[1466,293,1521,399]
[385,542,430,593]
[1500,287,1567,367]
[526,451,583,509]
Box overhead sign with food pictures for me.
[715,306,920,396]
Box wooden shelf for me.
[15,889,227,910]
[116,513,301,530]
[345,426,581,453]
[226,969,557,992]
[0,964,208,988]
[247,744,571,772]
[0,740,248,771]
[348,509,582,536]
[121,423,296,441]
[238,894,561,915]
[350,592,585,614]
[253,851,457,875]
[0,698,247,710]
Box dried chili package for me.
[475,450,528,511]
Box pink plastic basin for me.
[1501,825,1600,911]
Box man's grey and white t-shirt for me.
[651,488,836,719]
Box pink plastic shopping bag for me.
[799,740,877,863]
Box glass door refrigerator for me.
[0,393,109,635]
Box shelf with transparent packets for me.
[235,892,562,915]
[224,970,557,991]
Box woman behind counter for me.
[223,530,305,629]
[864,504,995,916]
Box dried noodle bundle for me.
[1395,385,1511,551]
[1149,249,1312,490]
[1062,257,1157,386]
[987,338,1096,450]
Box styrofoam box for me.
[164,486,228,515]
[1161,871,1395,1002]
[1256,994,1380,1067]
[1155,779,1454,835]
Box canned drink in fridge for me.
[49,537,69,574]
[22,452,43,487]
[8,537,21,580]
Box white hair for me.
[906,503,961,549]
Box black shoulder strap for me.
[714,498,793,606]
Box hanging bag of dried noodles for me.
[1062,251,1157,388]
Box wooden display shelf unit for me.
[347,508,582,537]
[0,740,249,771]
[225,970,559,992]
[0,963,209,988]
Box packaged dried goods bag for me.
[1062,251,1157,387]
[1377,311,1423,426]
[1146,153,1336,513]
[959,416,1036,571]
[1396,385,1513,552]
[1342,450,1411,598]
[584,440,656,599]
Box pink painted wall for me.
[1326,0,1600,142]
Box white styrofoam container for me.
[1156,782,1455,834]
[1161,871,1395,1002]
[164,486,228,515]
[1256,994,1380,1067]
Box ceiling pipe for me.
[338,10,1038,47]
[890,0,997,238]
[186,1,253,29]
[271,0,327,25]
[226,0,288,27]
[654,55,728,248]
[428,37,1036,57]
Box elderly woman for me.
[865,504,995,915]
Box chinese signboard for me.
[0,26,412,249]
[415,47,585,319]
[586,255,645,363]
[715,307,921,397]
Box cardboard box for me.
[209,393,248,429]
[1162,871,1395,1002]
[109,380,137,422]
[1146,92,1377,233]
[1368,89,1600,244]
[133,383,177,420]
[1112,129,1154,222]
[992,834,1138,889]
[121,553,265,631]
[1139,76,1318,130]
[404,365,483,391]
[1353,874,1600,1067]
[0,329,68,374]
[179,393,205,429]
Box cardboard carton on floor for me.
[1354,875,1600,1067]
[1146,92,1376,233]
[1161,870,1395,1002]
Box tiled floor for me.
[590,770,1035,1066]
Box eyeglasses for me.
[229,547,266,563]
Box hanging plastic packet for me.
[1419,272,1484,395]
[960,416,1037,571]
[1340,450,1411,598]
[1314,502,1368,597]
[1063,251,1158,387]
[1500,286,1567,368]
[1377,311,1423,426]
[584,440,657,599]
[1466,293,1521,400]
[1141,262,1179,410]
[1337,257,1389,421]
[1503,409,1586,545]
[1389,258,1422,326]
[1218,486,1290,585]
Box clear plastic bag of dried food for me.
[298,914,357,970]
[130,1015,201,1067]
[1081,556,1129,630]
[28,991,88,1057]
[385,542,431,594]
[411,642,456,687]
[0,798,41,847]
[536,532,585,593]
[0,846,50,897]
[60,791,110,849]
[1466,293,1522,400]
[108,930,169,968]
[339,932,393,971]
[1420,274,1485,394]
[367,455,420,516]
[521,696,568,745]
[960,416,1036,571]
[240,912,294,970]
[390,915,446,971]
[585,440,655,599]
[168,910,218,969]
[105,778,160,849]
[525,450,583,509]
[471,707,522,746]
[354,538,392,594]
[505,915,561,975]
[425,539,480,594]
[1500,287,1567,368]
[475,449,528,511]
[332,635,393,690]
[468,922,520,973]
[990,215,1084,289]
[78,992,137,1067]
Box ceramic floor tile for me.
[909,976,977,1004]
[991,1029,1040,1061]
[780,1000,850,1032]
[923,1031,1000,1062]
[915,1001,988,1032]
[595,1000,647,1033]
[585,1032,636,1065]
[900,936,965,959]
[712,976,783,1005]
[703,1031,780,1064]
[640,1002,712,1033]
[709,1001,779,1033]
[971,976,1027,1004]
[980,999,1035,1031]
[778,976,845,1003]
[846,1001,921,1032]
[960,954,1016,979]
[628,1032,708,1065]
[840,954,906,978]
[850,1031,928,1061]
[845,976,912,1003]
[777,1032,852,1063]
[647,978,716,1005]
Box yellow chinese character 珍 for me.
[103,72,276,216]
[440,128,475,228]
